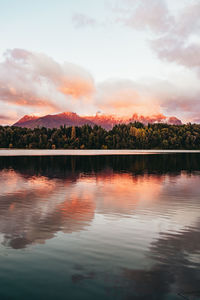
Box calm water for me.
[0,154,200,300]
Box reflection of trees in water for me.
[0,154,200,179]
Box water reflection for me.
[0,169,95,248]
[0,154,200,299]
[0,155,200,247]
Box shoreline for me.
[0,149,200,156]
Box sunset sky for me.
[0,0,200,124]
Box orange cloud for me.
[0,49,95,116]
[59,78,94,98]
[95,80,161,116]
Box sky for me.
[0,0,200,124]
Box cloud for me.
[95,76,200,122]
[151,1,200,73]
[95,79,161,116]
[114,0,200,74]
[106,0,200,121]
[0,48,95,118]
[72,13,97,28]
[0,101,23,125]
[0,48,200,124]
[0,114,14,124]
[117,0,173,33]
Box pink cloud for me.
[1,48,200,124]
[0,49,95,115]
[95,79,161,116]
[119,0,173,33]
[114,0,200,74]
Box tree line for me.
[0,122,200,149]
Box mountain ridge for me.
[13,112,182,130]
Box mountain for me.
[129,113,182,126]
[86,114,126,130]
[16,115,39,125]
[167,116,182,125]
[13,112,94,129]
[13,112,182,129]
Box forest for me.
[0,122,200,149]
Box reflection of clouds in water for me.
[0,161,200,252]
[94,173,163,215]
[0,170,95,248]
[79,173,200,239]
[0,169,56,196]
[120,220,200,299]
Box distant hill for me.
[14,112,94,129]
[13,112,182,129]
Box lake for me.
[0,154,200,299]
